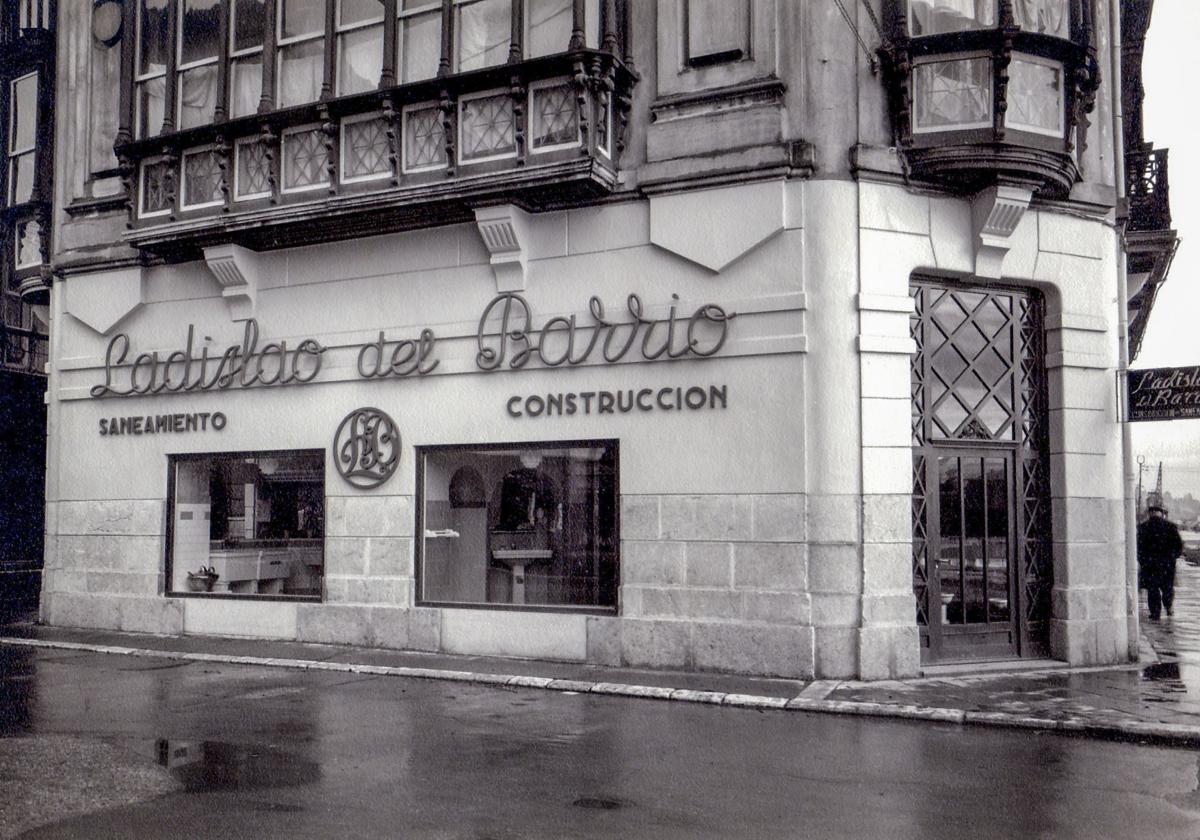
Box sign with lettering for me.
[88,292,735,399]
[99,411,227,436]
[1127,366,1200,422]
[507,385,728,418]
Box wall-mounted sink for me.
[492,549,553,604]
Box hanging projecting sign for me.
[1127,366,1200,422]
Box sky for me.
[1127,1,1200,500]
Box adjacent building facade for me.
[0,0,53,617]
[34,0,1177,678]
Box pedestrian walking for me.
[1138,504,1184,621]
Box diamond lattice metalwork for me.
[404,106,446,170]
[237,140,271,198]
[284,129,329,190]
[141,160,172,214]
[531,84,578,149]
[344,118,390,180]
[911,280,1050,657]
[183,149,223,207]
[460,94,515,160]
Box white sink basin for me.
[492,549,553,568]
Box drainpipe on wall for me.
[1109,0,1139,662]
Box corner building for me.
[41,0,1173,679]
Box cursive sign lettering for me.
[89,292,737,399]
[90,321,325,398]
[476,293,733,371]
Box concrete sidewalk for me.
[4,603,1200,748]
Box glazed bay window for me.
[883,0,1097,197]
[168,451,325,598]
[418,441,617,610]
[118,0,634,251]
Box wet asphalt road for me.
[3,647,1200,838]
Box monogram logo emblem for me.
[333,407,400,489]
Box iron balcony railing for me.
[1126,147,1172,233]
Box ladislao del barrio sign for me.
[1127,365,1200,422]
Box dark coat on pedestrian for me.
[1138,514,1183,588]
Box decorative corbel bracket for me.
[474,204,530,292]
[972,184,1033,279]
[203,243,263,321]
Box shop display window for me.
[168,451,325,598]
[417,441,617,610]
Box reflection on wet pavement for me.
[831,562,1200,729]
[0,644,36,736]
[154,740,321,792]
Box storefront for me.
[44,197,820,677]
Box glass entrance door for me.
[927,451,1017,660]
[910,280,1051,663]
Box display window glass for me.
[168,451,325,598]
[417,441,618,610]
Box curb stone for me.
[5,636,1200,748]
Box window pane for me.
[961,457,985,624]
[403,105,446,170]
[530,83,578,148]
[137,76,167,138]
[236,138,272,198]
[179,66,219,129]
[910,0,995,35]
[169,452,325,598]
[279,40,325,107]
[456,0,511,72]
[180,0,221,64]
[938,457,962,624]
[399,8,440,82]
[585,0,599,47]
[138,0,170,76]
[281,0,325,38]
[460,92,515,160]
[140,158,173,214]
[283,127,330,189]
[230,55,263,117]
[338,25,383,94]
[1013,0,1068,37]
[10,74,37,152]
[527,0,570,57]
[183,149,223,206]
[233,0,267,51]
[985,458,1010,622]
[1006,56,1063,136]
[340,0,384,26]
[343,116,391,179]
[913,57,992,132]
[420,443,618,608]
[9,152,33,204]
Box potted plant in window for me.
[186,566,219,592]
